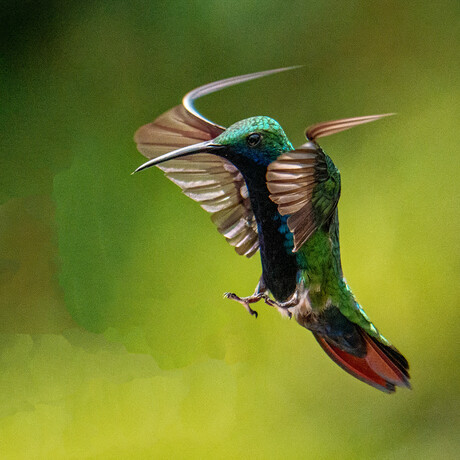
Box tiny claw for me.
[240,299,259,318]
[224,292,238,300]
[224,291,260,317]
[241,302,259,318]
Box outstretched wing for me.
[267,142,340,252]
[134,68,299,257]
[267,114,392,251]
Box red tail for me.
[314,331,411,393]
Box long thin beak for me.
[132,141,224,174]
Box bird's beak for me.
[132,141,225,174]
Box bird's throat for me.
[234,157,298,301]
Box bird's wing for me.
[267,114,393,252]
[135,68,298,257]
[305,114,394,141]
[267,142,340,252]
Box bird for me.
[133,67,410,393]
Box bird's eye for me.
[246,133,261,147]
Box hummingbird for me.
[133,67,410,393]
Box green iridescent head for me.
[214,116,294,165]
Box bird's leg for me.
[261,291,299,319]
[224,277,268,318]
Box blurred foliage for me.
[0,0,459,458]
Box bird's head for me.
[133,116,293,173]
[213,116,293,165]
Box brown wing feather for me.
[134,104,223,157]
[135,108,258,257]
[306,114,394,141]
[267,143,335,251]
[156,153,259,257]
[268,114,392,251]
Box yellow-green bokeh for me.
[0,1,458,458]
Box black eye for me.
[246,133,261,147]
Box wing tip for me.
[306,112,396,141]
[183,65,303,120]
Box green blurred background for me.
[1,1,458,458]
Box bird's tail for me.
[313,329,411,393]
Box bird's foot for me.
[262,295,299,319]
[262,297,292,318]
[224,291,295,319]
[224,292,263,318]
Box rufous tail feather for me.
[313,330,410,393]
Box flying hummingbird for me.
[133,67,410,393]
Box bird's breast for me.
[248,187,298,301]
[228,155,299,301]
